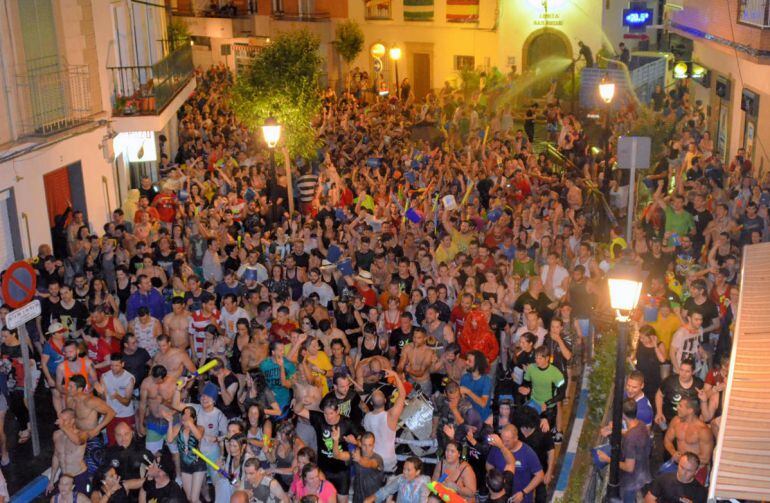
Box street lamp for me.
[389,46,402,95]
[262,117,294,215]
[598,75,615,241]
[261,116,281,149]
[606,256,644,503]
[599,77,616,104]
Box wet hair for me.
[151,365,168,379]
[622,398,637,419]
[467,350,490,375]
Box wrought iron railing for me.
[109,44,194,117]
[14,59,95,137]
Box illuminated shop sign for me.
[623,7,653,27]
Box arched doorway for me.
[522,29,573,97]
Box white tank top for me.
[103,370,136,418]
[363,410,397,472]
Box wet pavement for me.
[4,382,57,498]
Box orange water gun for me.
[426,481,467,503]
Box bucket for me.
[442,195,457,211]
[405,208,423,223]
[326,245,342,263]
[337,259,354,277]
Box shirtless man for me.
[355,355,392,396]
[163,297,191,350]
[664,396,714,485]
[398,328,437,395]
[138,365,182,454]
[240,325,270,373]
[47,409,88,495]
[65,375,116,475]
[152,334,196,381]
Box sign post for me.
[5,299,42,457]
[617,136,652,249]
[3,262,41,457]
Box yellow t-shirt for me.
[450,229,474,254]
[435,243,458,265]
[307,351,333,396]
[651,313,681,353]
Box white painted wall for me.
[347,0,500,90]
[0,127,115,256]
[691,39,770,171]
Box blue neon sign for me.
[622,8,653,27]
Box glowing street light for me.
[370,43,386,58]
[261,117,281,149]
[599,76,616,104]
[606,256,644,502]
[390,46,402,99]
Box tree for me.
[230,29,323,160]
[167,18,190,51]
[332,20,364,91]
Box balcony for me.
[271,0,330,21]
[109,44,194,118]
[170,0,253,17]
[14,58,97,138]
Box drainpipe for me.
[0,0,18,141]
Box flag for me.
[446,0,479,22]
[404,0,434,21]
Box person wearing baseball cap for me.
[191,381,228,486]
[42,322,69,414]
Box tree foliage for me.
[168,18,190,50]
[333,20,365,65]
[230,29,323,160]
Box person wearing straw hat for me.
[347,270,378,308]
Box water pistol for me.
[191,447,237,485]
[177,359,220,388]
[426,481,467,503]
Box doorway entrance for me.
[522,28,572,97]
[412,53,431,100]
[43,162,87,250]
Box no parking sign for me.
[1,261,37,308]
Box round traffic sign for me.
[1,261,37,308]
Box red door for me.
[43,167,72,228]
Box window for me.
[365,1,391,20]
[454,55,475,71]
[738,0,770,27]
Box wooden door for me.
[413,52,431,101]
[43,167,72,228]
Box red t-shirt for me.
[270,321,298,344]
[152,193,177,223]
[356,285,378,307]
[87,339,113,376]
[451,305,468,334]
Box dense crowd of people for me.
[0,62,758,503]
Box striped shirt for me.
[188,309,220,360]
[296,174,319,203]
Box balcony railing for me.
[14,59,95,137]
[109,44,194,117]
[271,0,329,21]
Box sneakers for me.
[553,431,564,443]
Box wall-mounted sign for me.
[622,8,653,27]
[534,12,563,26]
[113,131,157,163]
